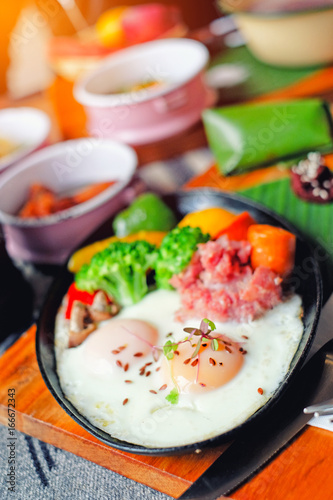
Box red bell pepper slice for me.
[65,283,97,319]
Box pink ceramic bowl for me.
[0,139,137,264]
[74,38,214,145]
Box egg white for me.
[55,289,303,448]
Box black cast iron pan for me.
[36,189,323,455]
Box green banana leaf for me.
[203,99,333,175]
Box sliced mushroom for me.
[89,291,120,322]
[68,300,96,348]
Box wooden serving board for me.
[1,325,333,499]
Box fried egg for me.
[55,289,303,448]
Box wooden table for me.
[1,89,333,500]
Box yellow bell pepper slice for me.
[178,207,236,238]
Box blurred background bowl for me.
[73,38,214,145]
[0,107,51,171]
[219,0,333,68]
[0,138,137,264]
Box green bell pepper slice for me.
[112,193,177,237]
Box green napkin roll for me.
[203,99,333,175]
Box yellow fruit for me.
[68,230,168,273]
[178,207,236,238]
[95,7,129,47]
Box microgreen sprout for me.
[162,318,218,362]
[162,318,219,405]
[202,318,216,332]
[165,387,179,404]
[212,338,219,351]
[163,340,179,360]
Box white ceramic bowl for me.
[0,107,51,171]
[0,139,137,264]
[219,1,333,67]
[74,38,214,145]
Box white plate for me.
[0,107,51,171]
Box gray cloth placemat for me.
[0,426,173,500]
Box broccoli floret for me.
[75,240,158,306]
[155,226,210,289]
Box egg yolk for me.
[164,335,244,393]
[82,318,158,375]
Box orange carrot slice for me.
[72,181,115,204]
[215,211,256,241]
[19,184,55,217]
[247,224,296,277]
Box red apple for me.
[122,3,181,44]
